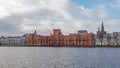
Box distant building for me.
[112,32,120,45]
[96,34,112,45]
[69,33,78,36]
[78,30,88,35]
[95,22,120,46]
[26,29,94,47]
[97,21,106,38]
[96,21,107,45]
[0,36,26,46]
[69,30,88,36]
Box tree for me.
[92,34,96,47]
[100,37,103,46]
[106,33,111,46]
[113,33,119,46]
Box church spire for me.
[101,21,104,32]
[96,21,106,38]
[34,30,37,35]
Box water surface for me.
[0,47,120,68]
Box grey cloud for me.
[0,6,69,35]
[24,9,60,20]
[0,0,119,36]
[0,14,22,31]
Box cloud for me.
[77,6,94,18]
[21,0,72,20]
[105,19,120,33]
[76,4,108,19]
[109,0,120,8]
[0,0,72,19]
[0,0,119,36]
[0,0,73,35]
[96,4,108,19]
[0,6,9,18]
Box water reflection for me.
[0,47,120,68]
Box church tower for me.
[101,21,106,37]
[96,21,106,38]
[97,27,100,38]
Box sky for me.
[0,0,120,36]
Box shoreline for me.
[0,45,120,48]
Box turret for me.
[34,30,37,35]
[97,27,100,38]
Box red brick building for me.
[26,29,94,47]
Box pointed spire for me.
[101,21,104,32]
[102,21,104,27]
[34,30,37,35]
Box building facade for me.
[26,29,94,47]
[95,22,120,46]
[96,21,106,38]
[0,36,26,46]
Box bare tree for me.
[99,37,103,46]
[106,33,111,46]
[92,34,96,47]
[113,33,119,46]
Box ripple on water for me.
[0,47,120,68]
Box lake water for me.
[0,47,120,68]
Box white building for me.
[95,32,120,46]
[0,36,26,46]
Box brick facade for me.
[26,29,93,47]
